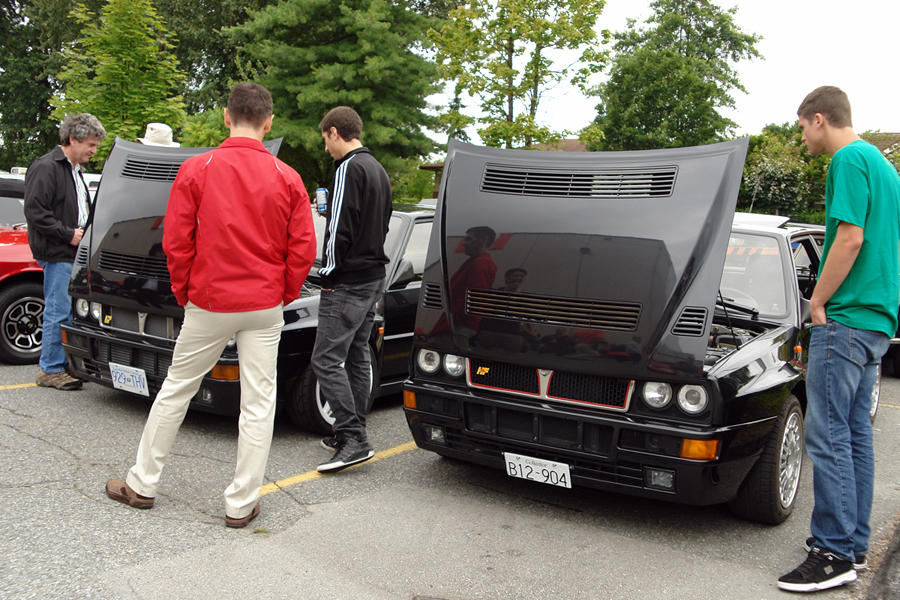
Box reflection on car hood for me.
[429,138,749,381]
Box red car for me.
[0,173,43,364]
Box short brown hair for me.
[319,106,362,141]
[227,82,273,129]
[797,86,853,128]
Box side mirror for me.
[389,258,416,289]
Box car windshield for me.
[719,232,789,319]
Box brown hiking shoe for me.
[36,370,83,390]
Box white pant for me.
[126,302,283,519]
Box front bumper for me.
[403,379,769,505]
[61,321,242,416]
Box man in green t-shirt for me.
[778,86,900,593]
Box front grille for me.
[121,158,183,182]
[467,358,633,411]
[96,340,170,378]
[98,250,170,280]
[467,288,641,331]
[480,164,677,198]
[100,305,181,341]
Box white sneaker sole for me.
[777,569,857,592]
[317,450,375,473]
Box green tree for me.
[179,108,228,148]
[430,0,608,149]
[740,133,805,215]
[232,0,441,189]
[51,0,187,167]
[590,0,760,150]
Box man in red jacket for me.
[105,83,317,528]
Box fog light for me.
[225,335,236,349]
[90,302,102,321]
[422,424,446,445]
[644,467,675,491]
[198,388,213,405]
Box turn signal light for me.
[680,438,719,460]
[210,364,240,381]
[403,389,417,409]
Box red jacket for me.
[163,137,316,312]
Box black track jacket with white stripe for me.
[319,147,392,288]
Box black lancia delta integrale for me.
[62,138,433,434]
[401,138,881,525]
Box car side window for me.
[403,221,433,278]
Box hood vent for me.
[121,158,183,182]
[422,282,443,310]
[672,307,708,336]
[74,244,89,268]
[467,288,640,331]
[481,165,677,198]
[98,250,170,281]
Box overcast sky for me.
[439,0,900,144]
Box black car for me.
[62,138,433,434]
[402,139,881,525]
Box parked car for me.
[402,138,881,525]
[61,137,433,433]
[0,172,43,365]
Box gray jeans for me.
[311,278,384,440]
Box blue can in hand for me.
[315,188,328,213]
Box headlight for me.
[642,382,672,409]
[677,385,709,414]
[443,354,465,377]
[416,349,441,374]
[90,302,102,321]
[225,335,237,349]
[75,298,90,318]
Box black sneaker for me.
[804,537,868,571]
[320,436,339,451]
[778,547,857,592]
[317,437,375,473]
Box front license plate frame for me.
[109,362,150,397]
[503,452,572,488]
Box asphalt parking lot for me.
[3,361,900,599]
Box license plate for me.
[503,452,571,488]
[109,362,149,397]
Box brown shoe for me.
[225,502,260,528]
[66,367,83,381]
[36,369,83,390]
[105,479,155,509]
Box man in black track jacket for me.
[313,106,392,473]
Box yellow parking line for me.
[0,383,37,390]
[880,403,900,410]
[259,440,418,496]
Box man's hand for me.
[70,228,83,246]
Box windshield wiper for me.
[715,295,759,319]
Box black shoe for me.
[317,437,375,473]
[804,536,868,571]
[320,436,339,451]
[778,547,857,592]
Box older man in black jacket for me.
[24,113,106,390]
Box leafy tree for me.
[232,0,441,189]
[590,0,760,151]
[51,0,187,167]
[740,133,805,215]
[861,131,900,175]
[180,108,228,148]
[430,0,609,149]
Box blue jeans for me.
[806,319,888,562]
[37,260,74,374]
[311,279,383,441]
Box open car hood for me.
[426,138,749,381]
[74,137,283,314]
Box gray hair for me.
[59,113,107,146]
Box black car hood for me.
[420,138,748,381]
[74,136,282,315]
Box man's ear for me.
[223,108,232,129]
[262,114,273,134]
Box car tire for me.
[0,281,44,365]
[729,394,803,525]
[284,356,377,435]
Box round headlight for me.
[75,298,90,319]
[642,382,673,409]
[416,349,441,374]
[443,354,465,378]
[225,335,237,349]
[677,385,709,414]
[89,302,102,321]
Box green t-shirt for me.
[820,140,900,337]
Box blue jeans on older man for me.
[805,318,888,563]
[37,260,74,374]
